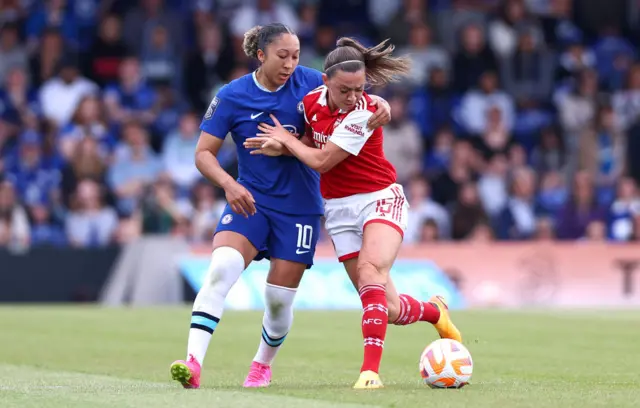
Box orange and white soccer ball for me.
[419,338,473,388]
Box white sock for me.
[253,283,297,366]
[187,246,245,365]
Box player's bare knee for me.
[267,259,305,289]
[356,260,387,288]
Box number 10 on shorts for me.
[296,223,313,253]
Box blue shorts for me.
[215,203,321,267]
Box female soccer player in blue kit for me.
[169,23,392,389]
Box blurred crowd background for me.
[1,0,640,251]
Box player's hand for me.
[257,115,296,144]
[367,96,391,130]
[243,137,284,156]
[223,180,256,218]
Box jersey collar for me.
[252,71,285,93]
[317,86,348,114]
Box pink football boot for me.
[170,354,201,389]
[242,361,272,388]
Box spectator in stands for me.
[591,25,635,92]
[39,52,99,128]
[58,95,113,161]
[103,56,156,126]
[150,84,188,148]
[299,25,335,73]
[123,0,183,56]
[536,170,568,216]
[29,28,64,89]
[432,139,475,206]
[60,136,108,208]
[65,179,118,247]
[451,181,489,240]
[457,70,515,136]
[476,105,512,157]
[405,175,450,243]
[538,0,583,49]
[452,23,498,93]
[230,0,299,59]
[418,67,456,139]
[107,122,163,216]
[437,0,489,53]
[381,0,436,47]
[488,0,542,59]
[0,22,27,86]
[556,171,607,240]
[140,175,189,235]
[555,42,596,83]
[29,199,66,246]
[4,130,60,208]
[0,66,40,145]
[162,112,201,196]
[0,180,30,249]
[495,166,538,240]
[141,24,181,89]
[25,0,79,51]
[189,180,225,244]
[424,125,455,175]
[608,177,640,242]
[183,23,232,112]
[612,63,640,131]
[419,218,440,242]
[398,23,449,88]
[478,152,509,218]
[557,68,599,155]
[531,125,566,174]
[500,26,555,107]
[578,104,626,204]
[86,14,129,87]
[382,93,422,185]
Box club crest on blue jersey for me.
[204,96,220,119]
[297,101,304,114]
[221,214,233,224]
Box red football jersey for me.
[302,86,397,199]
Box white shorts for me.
[324,183,409,262]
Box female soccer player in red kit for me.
[245,37,462,389]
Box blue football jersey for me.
[200,66,324,216]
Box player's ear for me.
[322,73,329,86]
[257,49,265,64]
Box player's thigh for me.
[358,184,409,274]
[213,204,269,268]
[266,211,322,288]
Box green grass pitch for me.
[0,306,638,407]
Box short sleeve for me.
[200,86,234,139]
[329,110,375,156]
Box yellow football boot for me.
[430,295,462,343]
[353,370,384,389]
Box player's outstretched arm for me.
[195,131,256,217]
[250,115,350,173]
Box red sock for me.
[359,284,388,373]
[392,294,441,325]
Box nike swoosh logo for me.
[296,249,309,255]
[251,112,264,119]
